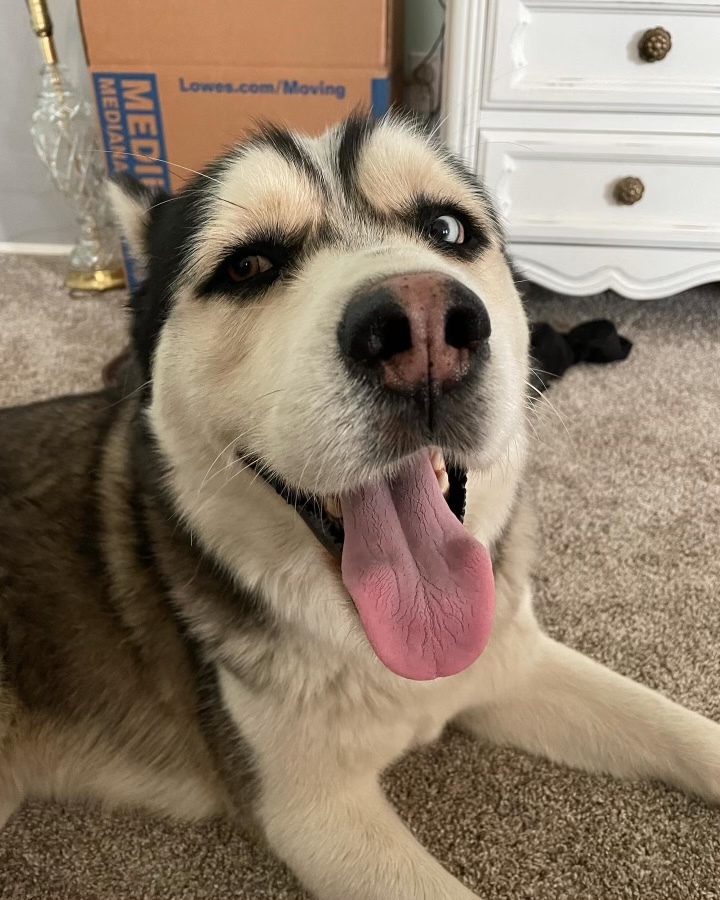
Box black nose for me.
[337,273,490,395]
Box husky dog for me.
[1,115,718,899]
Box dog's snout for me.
[338,273,490,395]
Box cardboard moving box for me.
[77,0,403,284]
[89,64,397,285]
[78,0,403,193]
[78,0,401,69]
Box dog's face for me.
[113,115,528,493]
[112,115,530,680]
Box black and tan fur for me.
[1,116,718,899]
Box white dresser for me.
[441,0,720,299]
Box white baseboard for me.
[0,242,72,256]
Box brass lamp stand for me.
[24,0,125,293]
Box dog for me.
[1,114,718,899]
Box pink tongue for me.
[340,453,494,681]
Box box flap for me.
[77,0,397,69]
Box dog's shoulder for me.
[0,390,120,495]
[0,391,122,580]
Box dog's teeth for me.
[324,497,342,520]
[430,447,444,471]
[437,470,450,496]
[430,448,448,494]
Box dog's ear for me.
[107,174,169,266]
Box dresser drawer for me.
[484,0,720,113]
[480,130,720,249]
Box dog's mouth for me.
[256,448,495,681]
[321,448,452,523]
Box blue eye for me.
[429,214,465,244]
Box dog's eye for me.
[228,255,274,282]
[429,214,465,245]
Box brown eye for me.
[228,255,273,282]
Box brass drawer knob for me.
[614,177,645,205]
[639,26,672,62]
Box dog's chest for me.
[219,661,475,783]
[334,684,460,766]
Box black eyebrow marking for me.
[253,125,328,194]
[337,113,377,200]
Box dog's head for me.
[111,115,529,681]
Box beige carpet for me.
[1,253,719,899]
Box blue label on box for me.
[371,77,390,116]
[92,72,171,290]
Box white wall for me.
[0,0,445,248]
[0,0,92,246]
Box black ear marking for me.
[124,173,212,384]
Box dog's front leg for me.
[259,774,479,900]
[458,635,720,803]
